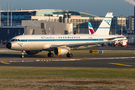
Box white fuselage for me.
[7,34,127,51]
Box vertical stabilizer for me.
[88,22,94,34]
[94,12,113,35]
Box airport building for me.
[0,9,96,26]
[0,9,129,43]
[127,16,134,34]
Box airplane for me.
[6,12,128,58]
[88,22,94,34]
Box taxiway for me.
[0,58,135,68]
[0,44,135,68]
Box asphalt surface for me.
[0,58,135,68]
[0,44,135,68]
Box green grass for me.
[0,67,135,89]
[0,67,135,79]
[0,66,135,89]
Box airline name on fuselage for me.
[41,36,81,39]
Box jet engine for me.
[25,50,41,55]
[54,47,69,56]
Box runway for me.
[0,44,135,68]
[0,58,135,68]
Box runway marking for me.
[109,63,134,67]
[1,62,11,64]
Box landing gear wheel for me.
[66,53,73,58]
[20,55,24,58]
[20,50,25,58]
[48,53,54,57]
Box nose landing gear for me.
[20,50,25,58]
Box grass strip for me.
[0,67,135,79]
[0,67,135,89]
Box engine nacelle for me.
[25,50,41,55]
[54,47,69,56]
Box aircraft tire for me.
[66,53,73,58]
[20,55,24,58]
[48,53,54,57]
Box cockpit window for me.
[11,39,20,41]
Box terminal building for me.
[0,9,129,43]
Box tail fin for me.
[88,22,94,34]
[94,12,113,35]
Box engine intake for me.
[54,47,69,56]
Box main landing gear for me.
[47,51,54,57]
[20,51,73,58]
[66,53,73,58]
[47,52,73,58]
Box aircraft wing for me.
[50,36,128,49]
[49,41,110,49]
[67,41,109,47]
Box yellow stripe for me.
[92,50,98,53]
[109,63,133,67]
[57,47,61,56]
[1,62,11,64]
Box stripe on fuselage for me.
[19,39,105,42]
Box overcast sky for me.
[0,0,134,17]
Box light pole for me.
[121,15,123,35]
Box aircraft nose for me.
[6,42,11,49]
